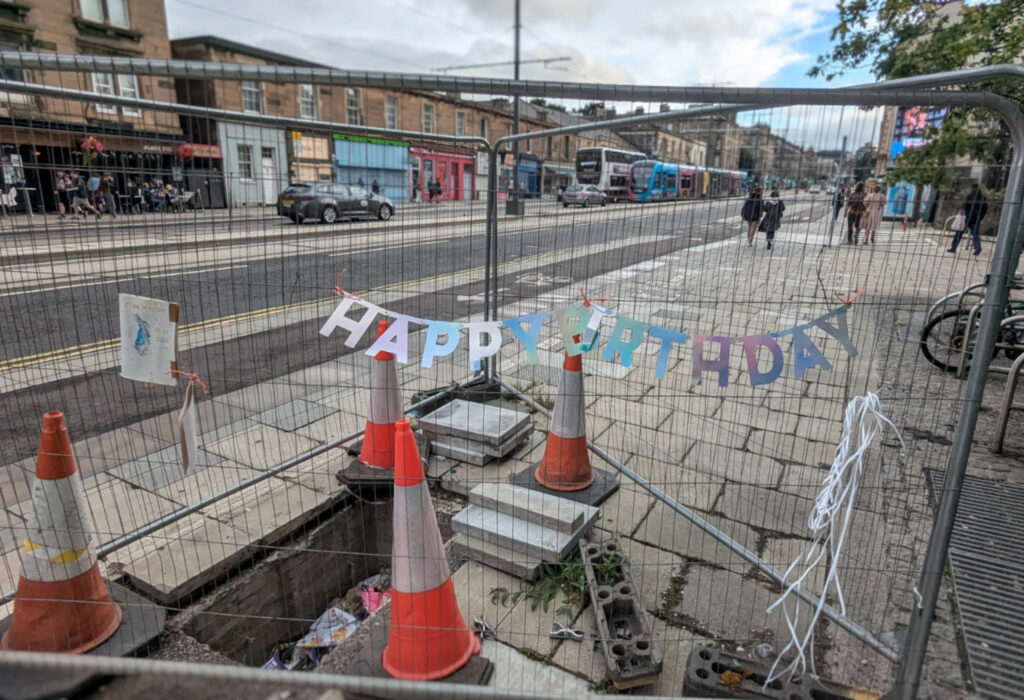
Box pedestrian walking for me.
[357,177,365,189]
[98,172,117,219]
[862,185,885,244]
[758,189,785,250]
[52,170,67,219]
[412,180,421,203]
[832,187,845,222]
[371,178,380,195]
[70,172,98,219]
[741,186,763,246]
[845,182,866,244]
[948,183,989,256]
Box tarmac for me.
[2,198,1020,698]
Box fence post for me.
[890,109,1024,699]
[484,147,499,378]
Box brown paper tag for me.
[178,381,198,473]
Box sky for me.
[164,0,881,151]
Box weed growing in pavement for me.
[592,551,628,586]
[490,552,630,620]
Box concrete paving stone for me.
[11,473,185,544]
[107,444,224,493]
[664,410,750,451]
[638,616,700,696]
[674,564,813,648]
[0,508,26,554]
[594,424,695,465]
[202,424,319,471]
[615,535,686,614]
[586,396,672,430]
[633,502,759,573]
[764,394,845,421]
[775,463,829,499]
[252,398,337,432]
[0,457,36,510]
[154,459,263,506]
[549,605,603,682]
[795,415,843,444]
[452,560,523,632]
[760,537,826,596]
[217,380,311,415]
[471,483,589,534]
[626,463,722,513]
[70,425,176,480]
[684,442,783,488]
[482,639,592,696]
[280,361,357,391]
[746,429,833,467]
[309,388,371,414]
[497,581,574,658]
[0,549,21,596]
[804,380,850,401]
[716,484,814,537]
[595,482,656,539]
[715,402,800,436]
[292,408,364,445]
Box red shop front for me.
[409,143,475,201]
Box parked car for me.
[809,184,823,194]
[562,184,607,208]
[277,182,395,224]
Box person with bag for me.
[845,182,866,244]
[741,186,764,246]
[948,183,989,256]
[861,184,885,244]
[758,189,785,251]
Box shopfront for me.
[289,131,333,184]
[334,133,409,202]
[542,161,575,197]
[218,122,289,206]
[409,143,475,202]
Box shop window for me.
[242,81,261,113]
[238,144,254,180]
[299,84,317,120]
[385,96,397,130]
[346,88,362,125]
[422,104,434,134]
[81,0,129,28]
[456,111,465,137]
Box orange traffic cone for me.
[534,341,593,491]
[359,319,404,470]
[382,419,479,680]
[2,411,122,653]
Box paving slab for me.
[107,445,224,492]
[451,559,522,632]
[470,483,588,534]
[616,535,686,614]
[684,442,783,487]
[594,482,656,538]
[452,504,593,561]
[482,639,592,696]
[795,415,843,443]
[202,424,319,471]
[496,580,574,658]
[632,502,759,573]
[252,398,337,432]
[746,429,834,467]
[715,401,800,435]
[716,484,814,537]
[450,533,542,579]
[153,459,263,506]
[760,537,826,596]
[0,508,26,554]
[420,399,531,446]
[775,462,829,499]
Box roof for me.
[170,36,330,69]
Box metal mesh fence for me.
[0,59,1021,699]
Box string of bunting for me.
[319,286,863,388]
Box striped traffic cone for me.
[534,341,593,491]
[382,419,479,680]
[2,411,122,653]
[359,319,403,470]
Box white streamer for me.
[765,393,904,685]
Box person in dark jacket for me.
[371,178,380,195]
[758,189,785,250]
[845,182,866,244]
[832,187,845,221]
[741,186,763,246]
[948,183,989,256]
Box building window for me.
[118,74,140,117]
[346,88,362,125]
[480,118,489,141]
[91,72,117,114]
[299,84,317,120]
[81,0,130,28]
[422,104,434,134]
[505,124,512,138]
[456,111,466,137]
[238,144,254,180]
[385,96,397,130]
[242,81,261,113]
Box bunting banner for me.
[319,293,858,388]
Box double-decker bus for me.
[575,147,644,201]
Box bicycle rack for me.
[925,282,987,328]
[992,314,1024,453]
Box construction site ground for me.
[3,201,1021,699]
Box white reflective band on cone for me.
[550,370,586,438]
[392,481,450,594]
[20,475,97,582]
[368,360,403,424]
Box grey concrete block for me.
[420,399,531,446]
[469,483,590,534]
[452,503,596,561]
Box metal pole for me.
[484,147,498,377]
[890,103,1024,699]
[826,135,846,247]
[511,0,521,205]
[499,377,899,660]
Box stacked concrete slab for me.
[419,399,532,466]
[451,483,598,577]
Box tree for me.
[812,0,1024,190]
[577,101,615,118]
[529,97,567,113]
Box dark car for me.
[562,184,606,208]
[277,182,395,224]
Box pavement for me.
[1,192,1020,697]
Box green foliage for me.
[593,551,628,586]
[488,552,629,620]
[529,97,568,113]
[813,0,1024,189]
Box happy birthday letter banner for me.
[319,294,858,387]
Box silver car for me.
[562,184,607,208]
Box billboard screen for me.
[889,106,946,158]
